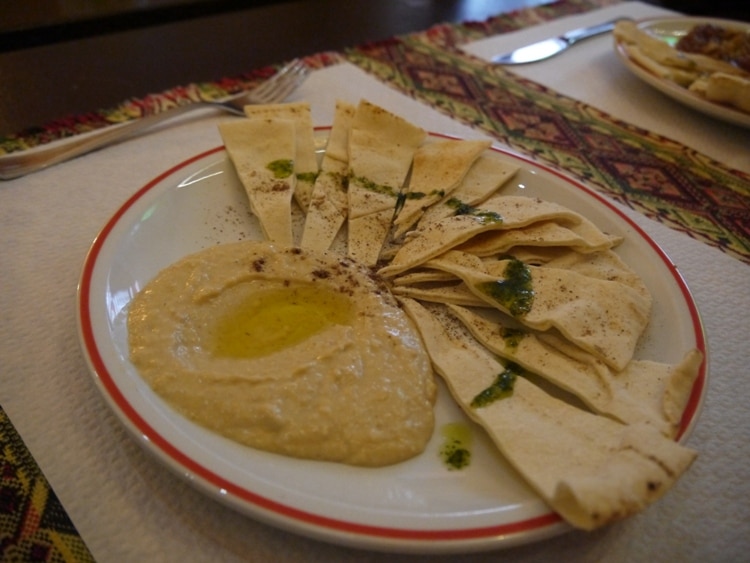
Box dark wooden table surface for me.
[0,0,745,137]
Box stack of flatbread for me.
[218,99,703,531]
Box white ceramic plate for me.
[614,17,750,129]
[77,133,708,553]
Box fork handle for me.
[0,102,203,180]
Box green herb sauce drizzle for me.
[446,197,503,224]
[296,171,319,183]
[395,189,446,214]
[439,422,472,470]
[475,259,534,316]
[471,363,523,408]
[352,174,398,197]
[501,326,526,349]
[266,159,294,179]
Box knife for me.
[491,18,630,65]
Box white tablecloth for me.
[1,2,749,561]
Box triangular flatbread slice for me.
[219,118,296,245]
[533,248,650,302]
[447,303,699,437]
[347,100,426,265]
[393,139,490,238]
[418,155,518,226]
[392,281,486,307]
[378,196,583,278]
[423,251,651,370]
[300,100,357,251]
[392,269,458,286]
[457,218,622,257]
[243,102,318,212]
[399,297,697,531]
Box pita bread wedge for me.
[499,246,649,303]
[348,208,398,266]
[447,303,699,437]
[497,245,568,265]
[399,297,697,531]
[347,128,411,220]
[393,139,490,238]
[620,350,704,437]
[533,248,650,302]
[622,44,699,86]
[219,118,296,245]
[423,251,651,370]
[392,269,458,286]
[392,281,486,307]
[347,101,426,265]
[300,100,357,251]
[379,196,583,278]
[419,155,518,225]
[458,218,622,257]
[243,102,318,212]
[534,332,702,435]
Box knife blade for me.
[491,18,630,65]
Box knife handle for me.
[563,17,631,45]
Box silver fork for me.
[0,58,309,180]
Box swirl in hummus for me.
[127,241,436,467]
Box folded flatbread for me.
[379,196,583,278]
[702,72,750,112]
[400,297,697,531]
[423,251,651,370]
[457,217,622,257]
[447,303,701,437]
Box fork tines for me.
[249,59,309,104]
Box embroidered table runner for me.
[0,407,95,561]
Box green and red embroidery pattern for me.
[0,408,95,562]
[343,14,750,265]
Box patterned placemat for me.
[0,407,94,562]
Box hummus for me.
[127,241,436,467]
